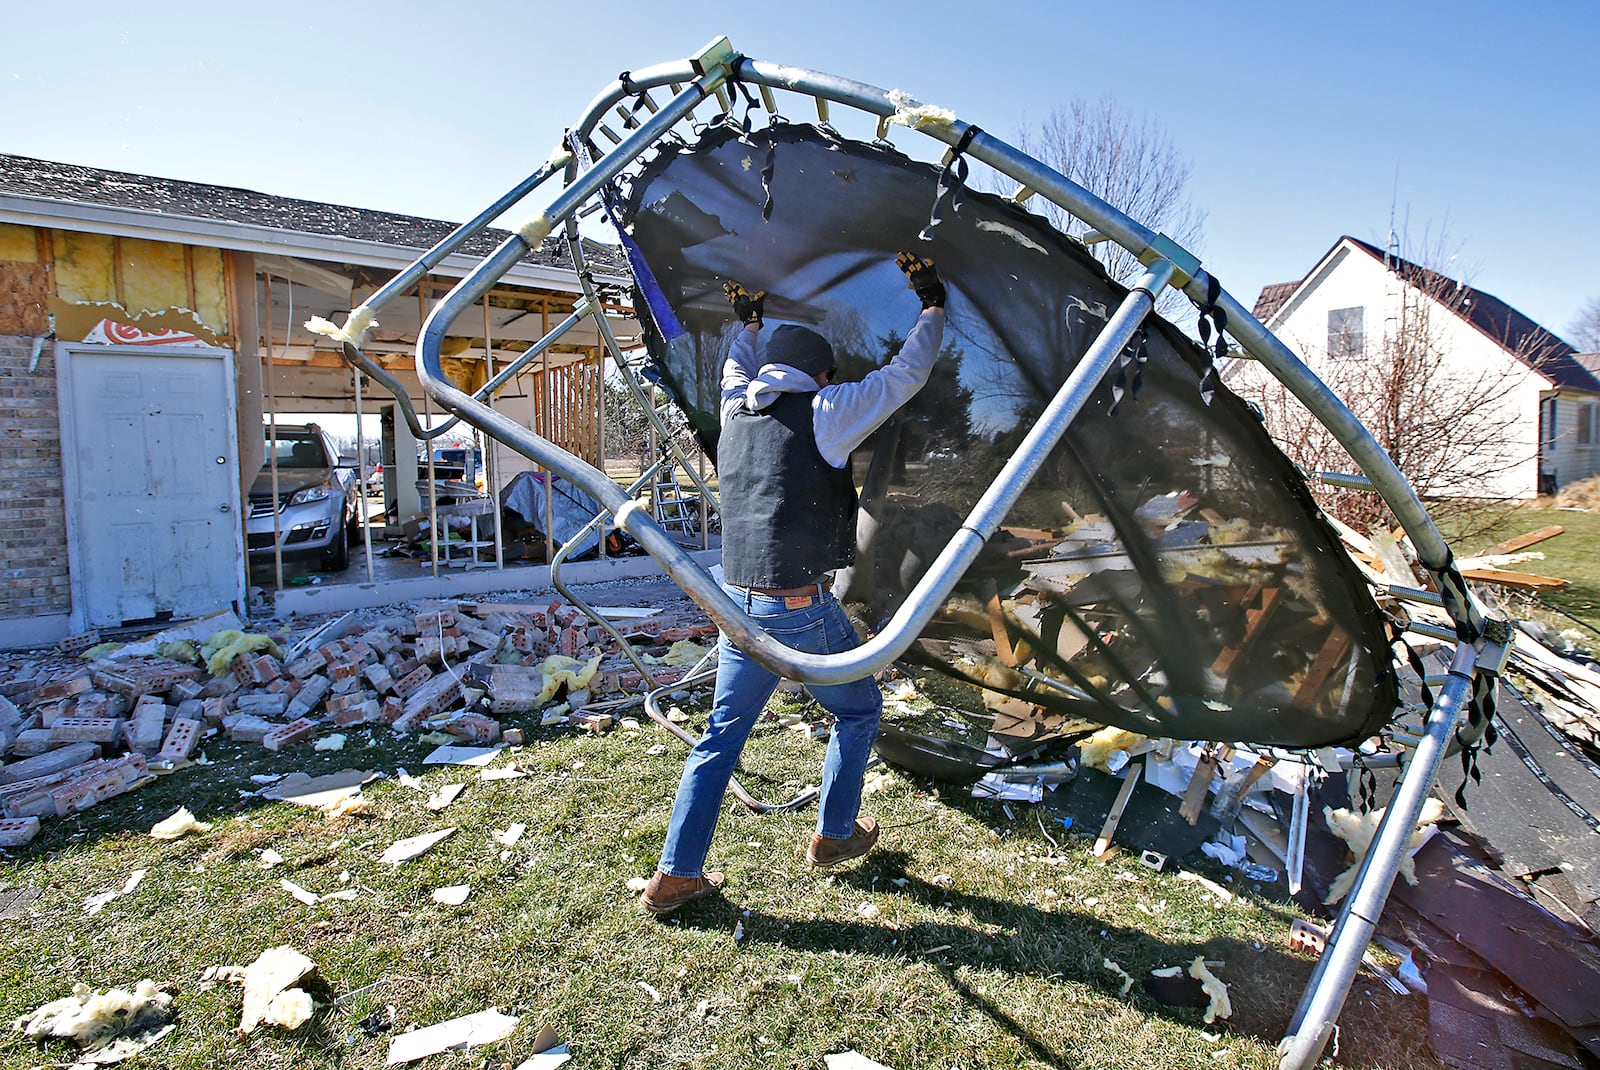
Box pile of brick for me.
[0,598,715,848]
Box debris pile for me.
[0,599,714,845]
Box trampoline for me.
[310,37,1509,1067]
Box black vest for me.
[720,390,857,588]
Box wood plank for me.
[1178,749,1218,825]
[1094,760,1143,857]
[1475,524,1564,557]
[1292,630,1352,707]
[1458,567,1569,591]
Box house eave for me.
[0,192,624,292]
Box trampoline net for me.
[616,122,1397,751]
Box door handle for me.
[219,504,232,513]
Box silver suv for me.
[246,424,358,572]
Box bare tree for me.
[1570,296,1600,353]
[1008,97,1206,318]
[1231,232,1554,537]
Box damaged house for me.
[0,153,634,648]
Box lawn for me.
[0,681,1440,1070]
[1430,501,1600,636]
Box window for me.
[1327,306,1365,360]
[1579,402,1597,449]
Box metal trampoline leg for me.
[1277,640,1478,1070]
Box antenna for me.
[1386,166,1401,269]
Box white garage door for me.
[58,343,244,628]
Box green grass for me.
[0,685,1440,1070]
[1431,502,1600,637]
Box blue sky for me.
[6,1,1597,340]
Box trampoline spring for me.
[1405,620,1459,644]
[814,95,830,123]
[615,104,639,129]
[1010,184,1037,202]
[597,124,622,145]
[636,90,660,114]
[875,114,891,141]
[713,85,731,113]
[759,84,777,113]
[1386,584,1443,607]
[1318,471,1376,492]
[1081,229,1111,245]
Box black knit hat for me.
[764,325,834,377]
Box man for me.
[642,252,948,915]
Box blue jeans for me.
[657,583,883,878]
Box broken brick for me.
[223,714,274,744]
[393,664,434,699]
[0,742,101,786]
[202,697,230,725]
[332,700,381,727]
[235,693,289,717]
[8,729,56,757]
[48,718,125,744]
[125,695,168,755]
[284,675,331,720]
[158,719,202,762]
[262,718,318,753]
[443,713,500,744]
[0,816,40,847]
[37,669,94,701]
[363,663,396,695]
[503,728,525,746]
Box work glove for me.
[723,280,766,326]
[896,252,946,309]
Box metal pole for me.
[354,365,374,582]
[484,296,504,571]
[423,388,439,578]
[1277,640,1478,1069]
[263,271,283,592]
[342,301,588,444]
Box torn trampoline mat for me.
[620,122,1396,751]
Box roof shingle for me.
[0,152,624,274]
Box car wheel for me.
[322,527,350,572]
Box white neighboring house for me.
[1240,236,1600,499]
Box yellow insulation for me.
[0,223,39,263]
[120,237,187,314]
[202,630,284,676]
[53,231,117,304]
[533,653,603,706]
[1078,726,1150,772]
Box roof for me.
[1258,235,1599,393]
[1253,281,1297,322]
[0,152,625,280]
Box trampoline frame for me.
[316,36,1513,1067]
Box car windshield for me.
[266,433,327,469]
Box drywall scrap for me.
[386,1008,520,1065]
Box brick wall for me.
[0,334,69,618]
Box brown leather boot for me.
[806,817,880,867]
[640,870,725,915]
